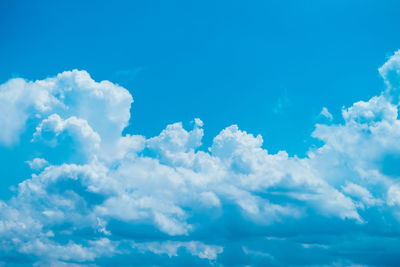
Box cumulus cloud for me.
[379,50,400,98]
[26,158,49,171]
[2,51,400,265]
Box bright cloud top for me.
[1,52,400,266]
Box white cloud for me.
[0,70,132,152]
[342,182,382,208]
[133,241,223,260]
[26,158,49,171]
[2,51,400,265]
[342,95,398,124]
[379,50,400,98]
[0,78,60,145]
[33,114,101,160]
[387,184,400,206]
[320,107,333,121]
[146,119,203,166]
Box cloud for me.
[0,70,132,149]
[1,51,400,265]
[26,158,49,171]
[320,107,333,121]
[32,114,101,161]
[132,241,223,260]
[379,50,400,98]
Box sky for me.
[2,1,400,266]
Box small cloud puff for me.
[320,107,333,121]
[26,158,49,171]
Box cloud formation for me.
[1,52,400,265]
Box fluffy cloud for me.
[1,51,400,265]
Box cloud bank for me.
[1,52,400,266]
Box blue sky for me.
[2,1,400,266]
